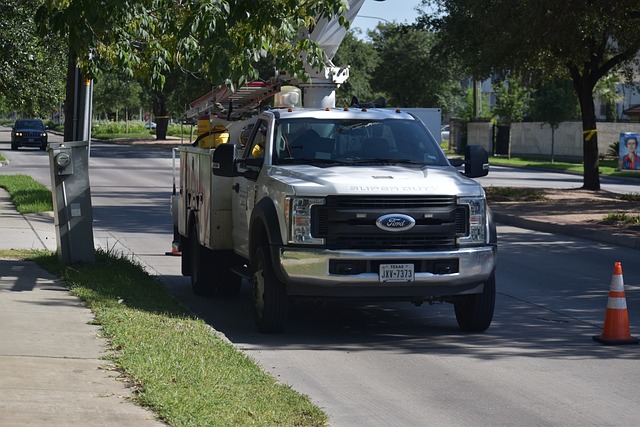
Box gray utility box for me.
[48,140,95,264]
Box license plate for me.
[379,263,414,282]
[28,138,34,142]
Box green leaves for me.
[1,0,66,116]
[35,0,349,91]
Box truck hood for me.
[268,164,484,197]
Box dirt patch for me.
[487,188,640,231]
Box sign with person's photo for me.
[619,133,640,171]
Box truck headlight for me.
[458,196,486,246]
[285,197,325,245]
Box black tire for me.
[180,230,191,276]
[11,143,18,150]
[251,245,288,333]
[454,272,496,332]
[190,225,214,296]
[188,224,241,295]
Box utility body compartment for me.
[177,146,234,250]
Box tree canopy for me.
[491,77,530,124]
[369,23,463,111]
[333,31,381,107]
[0,0,66,116]
[37,0,350,90]
[421,0,640,190]
[35,0,350,139]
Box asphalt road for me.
[1,131,640,426]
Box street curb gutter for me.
[494,212,640,250]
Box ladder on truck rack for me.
[185,81,280,121]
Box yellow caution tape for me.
[583,129,597,141]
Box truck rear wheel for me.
[190,226,242,296]
[454,272,495,332]
[251,245,288,333]
[190,226,214,296]
[180,231,191,276]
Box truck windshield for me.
[273,118,448,166]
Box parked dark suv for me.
[11,119,48,150]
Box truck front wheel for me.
[251,245,288,333]
[454,272,495,332]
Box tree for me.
[594,73,624,121]
[36,0,349,140]
[0,0,65,117]
[421,0,640,190]
[529,77,580,163]
[333,31,382,107]
[369,23,462,111]
[456,86,491,122]
[491,76,530,124]
[93,71,143,122]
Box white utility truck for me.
[171,1,497,333]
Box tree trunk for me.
[152,94,169,140]
[577,86,601,191]
[550,127,555,163]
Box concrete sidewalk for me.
[0,188,165,426]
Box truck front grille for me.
[312,196,468,250]
[18,131,45,140]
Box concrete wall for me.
[467,121,640,159]
[467,122,494,153]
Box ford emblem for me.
[376,213,416,232]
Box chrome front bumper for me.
[276,245,496,297]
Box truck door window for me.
[246,119,269,159]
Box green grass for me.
[0,174,53,213]
[488,156,640,178]
[602,213,640,225]
[619,193,640,202]
[93,132,157,140]
[92,120,192,140]
[28,249,328,426]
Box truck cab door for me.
[232,118,269,258]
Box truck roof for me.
[270,107,420,121]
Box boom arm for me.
[297,0,367,109]
[185,0,372,118]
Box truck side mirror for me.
[212,143,237,177]
[463,144,489,178]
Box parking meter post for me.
[48,140,96,264]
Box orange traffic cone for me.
[164,241,182,256]
[593,262,639,345]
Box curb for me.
[493,212,640,250]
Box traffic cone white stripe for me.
[610,275,624,292]
[607,297,627,310]
[593,261,639,345]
